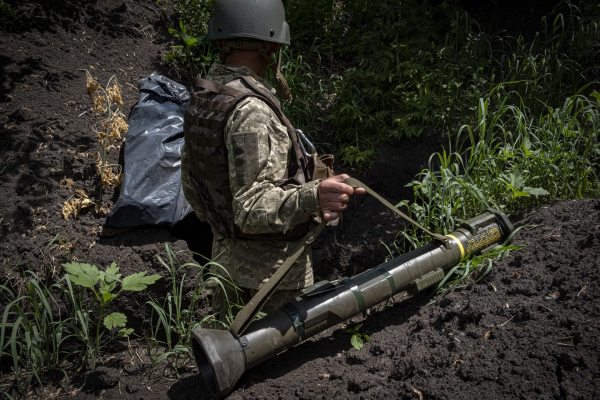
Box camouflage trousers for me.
[211,279,302,322]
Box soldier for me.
[181,0,364,319]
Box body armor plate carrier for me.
[184,75,320,241]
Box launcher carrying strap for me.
[343,178,449,243]
[229,178,448,337]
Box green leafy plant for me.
[167,20,202,81]
[63,262,160,370]
[162,0,218,79]
[344,323,370,351]
[498,167,550,202]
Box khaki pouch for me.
[308,154,335,180]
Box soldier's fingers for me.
[321,192,349,203]
[337,193,350,202]
[353,187,366,195]
[323,210,340,221]
[318,176,355,196]
[333,174,350,182]
[324,181,355,196]
[322,201,346,212]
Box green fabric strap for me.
[343,177,448,243]
[229,177,446,337]
[229,220,328,337]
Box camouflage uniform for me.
[181,64,321,313]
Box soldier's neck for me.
[224,51,268,78]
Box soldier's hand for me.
[317,174,365,221]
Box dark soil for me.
[2,0,599,399]
[71,199,600,400]
[222,199,600,400]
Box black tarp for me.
[104,73,193,229]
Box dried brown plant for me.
[86,75,101,100]
[84,70,128,215]
[62,191,93,220]
[107,84,124,108]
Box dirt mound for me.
[222,199,599,400]
[70,199,600,400]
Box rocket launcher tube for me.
[191,209,513,398]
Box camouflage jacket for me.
[181,64,320,290]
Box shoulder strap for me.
[238,76,291,126]
[237,76,309,184]
[192,77,243,97]
[229,178,448,337]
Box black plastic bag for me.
[105,73,192,229]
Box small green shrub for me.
[160,0,219,80]
[344,323,370,351]
[63,262,160,370]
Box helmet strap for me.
[258,47,292,103]
[273,49,293,103]
[220,41,292,103]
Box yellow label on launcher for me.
[466,226,501,254]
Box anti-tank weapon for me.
[190,180,514,399]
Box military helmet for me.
[207,0,290,45]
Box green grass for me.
[144,244,219,375]
[141,244,247,377]
[0,273,81,393]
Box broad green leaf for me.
[522,187,550,198]
[99,279,116,296]
[104,312,127,329]
[591,92,600,103]
[509,168,525,190]
[523,137,533,156]
[104,263,121,283]
[117,328,134,338]
[512,190,529,198]
[363,334,371,342]
[62,262,100,289]
[351,334,364,350]
[344,323,363,334]
[122,272,161,291]
[101,291,115,303]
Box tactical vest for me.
[184,75,317,241]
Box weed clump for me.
[85,71,127,215]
